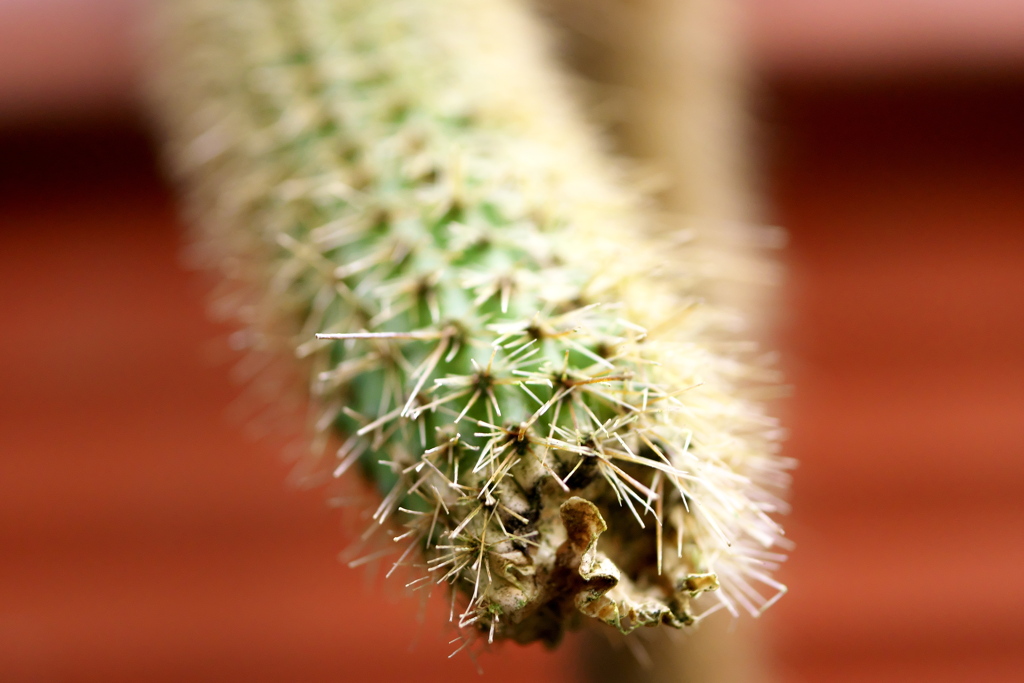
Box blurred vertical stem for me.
[536,1,776,682]
[580,620,771,683]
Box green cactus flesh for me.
[157,0,791,648]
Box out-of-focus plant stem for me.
[538,2,778,681]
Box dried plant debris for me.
[155,0,793,649]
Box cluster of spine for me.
[155,0,792,649]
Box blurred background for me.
[2,1,1022,681]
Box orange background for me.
[2,3,1023,682]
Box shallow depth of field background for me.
[2,1,1023,681]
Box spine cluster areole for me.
[155,0,792,650]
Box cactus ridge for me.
[157,0,792,649]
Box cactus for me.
[155,0,791,650]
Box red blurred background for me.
[2,1,1023,681]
